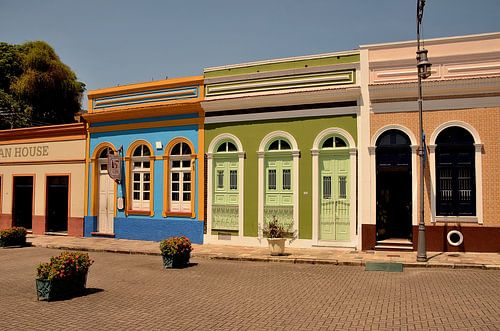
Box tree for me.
[0,41,85,129]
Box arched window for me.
[169,141,194,214]
[268,139,291,151]
[131,144,151,211]
[436,127,475,216]
[217,141,238,153]
[322,136,347,149]
[98,147,113,172]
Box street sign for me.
[107,153,122,181]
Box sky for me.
[1,0,499,108]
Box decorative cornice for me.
[0,123,86,143]
[369,76,500,101]
[205,70,355,98]
[92,86,199,111]
[203,85,361,112]
[82,102,202,123]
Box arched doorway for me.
[375,129,412,241]
[211,140,240,233]
[318,135,350,241]
[96,146,115,234]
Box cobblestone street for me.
[2,247,499,330]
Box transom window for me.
[131,144,151,211]
[169,141,193,213]
[217,141,238,153]
[436,127,475,216]
[322,136,347,149]
[268,139,291,151]
[98,147,113,171]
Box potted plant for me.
[159,236,192,268]
[35,251,94,301]
[0,227,27,247]
[262,217,295,256]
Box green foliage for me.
[262,216,295,239]
[0,42,22,92]
[159,236,193,257]
[0,40,85,129]
[36,251,93,281]
[0,226,27,246]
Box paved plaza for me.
[1,247,499,330]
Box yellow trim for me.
[84,102,203,123]
[84,123,89,218]
[88,76,203,99]
[90,142,117,217]
[198,121,205,221]
[125,140,154,216]
[88,118,203,134]
[163,138,197,218]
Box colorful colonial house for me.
[203,51,361,248]
[0,124,87,236]
[83,77,205,243]
[359,32,500,252]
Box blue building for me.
[83,76,205,243]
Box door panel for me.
[264,156,293,228]
[212,157,239,231]
[319,153,350,241]
[98,164,114,233]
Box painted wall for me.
[205,115,357,239]
[88,124,199,216]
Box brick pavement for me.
[1,247,499,330]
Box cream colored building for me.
[0,123,87,236]
[358,32,500,252]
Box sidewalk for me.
[27,235,500,270]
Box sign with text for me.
[107,154,122,181]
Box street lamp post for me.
[416,0,432,262]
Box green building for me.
[203,51,361,248]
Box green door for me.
[212,155,239,233]
[265,155,293,229]
[319,151,350,241]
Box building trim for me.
[88,117,202,134]
[207,133,245,239]
[311,128,357,247]
[205,106,359,124]
[258,131,299,238]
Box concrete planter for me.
[267,238,287,256]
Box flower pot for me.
[267,238,286,256]
[0,236,26,248]
[162,252,190,269]
[36,273,88,301]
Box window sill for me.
[433,216,478,224]
[91,232,115,238]
[126,210,152,216]
[165,212,195,218]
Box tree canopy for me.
[0,41,85,129]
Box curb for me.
[27,242,500,270]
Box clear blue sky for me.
[1,0,499,105]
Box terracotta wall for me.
[371,106,500,228]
